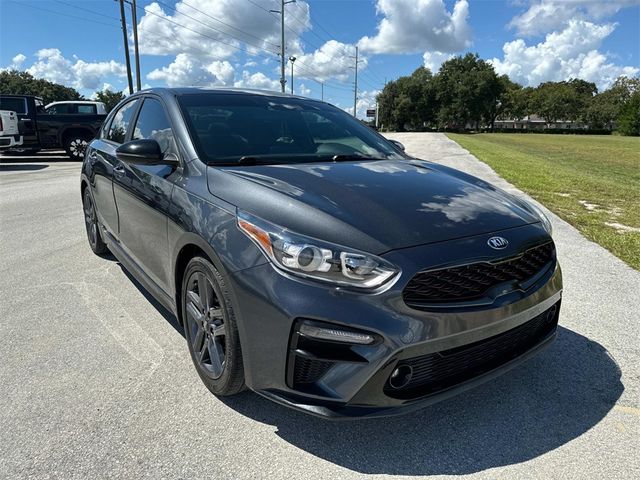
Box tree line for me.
[376,53,640,136]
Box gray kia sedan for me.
[81,88,562,418]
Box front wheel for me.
[65,136,90,160]
[182,257,245,396]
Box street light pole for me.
[289,56,296,94]
[117,0,134,94]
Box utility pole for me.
[350,46,361,118]
[289,56,296,94]
[270,0,296,93]
[321,82,324,101]
[117,0,134,94]
[129,0,141,91]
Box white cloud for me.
[233,71,280,91]
[24,48,126,91]
[147,53,234,87]
[137,0,310,60]
[491,20,639,90]
[423,51,454,72]
[344,89,380,119]
[9,53,26,69]
[298,83,311,96]
[295,40,367,82]
[358,0,471,54]
[510,0,640,36]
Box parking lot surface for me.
[1,136,638,479]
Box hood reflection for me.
[419,186,521,223]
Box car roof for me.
[135,87,316,102]
[1,94,43,101]
[46,101,105,105]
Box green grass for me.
[446,133,640,270]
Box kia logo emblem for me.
[487,236,509,249]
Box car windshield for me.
[178,93,404,165]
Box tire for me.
[82,188,108,255]
[65,135,90,160]
[182,257,245,396]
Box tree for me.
[617,91,640,136]
[586,76,640,129]
[376,67,437,131]
[433,53,504,129]
[94,89,125,113]
[0,70,82,105]
[501,86,533,122]
[531,79,596,124]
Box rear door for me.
[112,96,179,293]
[88,98,140,238]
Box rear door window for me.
[0,97,27,114]
[77,104,97,114]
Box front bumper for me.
[227,223,562,418]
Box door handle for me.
[113,164,125,176]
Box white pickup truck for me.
[0,110,23,149]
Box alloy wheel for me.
[83,191,98,248]
[69,138,88,158]
[185,272,226,379]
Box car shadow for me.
[219,326,622,476]
[0,150,70,163]
[103,252,184,336]
[0,163,48,171]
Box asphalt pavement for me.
[1,136,638,479]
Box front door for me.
[112,96,179,294]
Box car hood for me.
[207,159,539,254]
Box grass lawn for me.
[447,133,640,270]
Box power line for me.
[9,1,119,28]
[174,0,280,50]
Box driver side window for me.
[107,100,139,144]
[131,98,175,153]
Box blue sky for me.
[1,0,639,115]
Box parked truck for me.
[0,109,22,149]
[0,95,106,159]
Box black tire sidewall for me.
[181,257,245,396]
[83,188,107,254]
[65,136,88,160]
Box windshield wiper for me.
[331,154,381,162]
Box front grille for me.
[293,356,334,385]
[385,303,559,399]
[403,242,555,306]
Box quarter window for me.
[107,100,138,144]
[132,98,174,153]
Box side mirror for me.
[389,139,406,152]
[116,139,177,166]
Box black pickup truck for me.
[0,95,106,159]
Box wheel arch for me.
[172,234,229,328]
[60,126,95,146]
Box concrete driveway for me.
[0,137,638,479]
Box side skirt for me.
[102,227,178,317]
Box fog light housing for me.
[389,365,413,389]
[298,322,375,345]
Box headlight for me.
[527,201,553,235]
[237,211,399,289]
